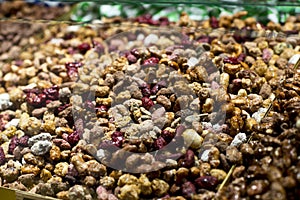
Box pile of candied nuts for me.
[0,6,300,200]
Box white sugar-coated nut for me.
[19,83,38,91]
[0,93,10,101]
[144,34,159,46]
[252,107,267,123]
[230,132,247,147]
[49,38,64,45]
[31,141,52,156]
[200,149,211,162]
[0,93,13,111]
[66,25,81,32]
[4,119,20,129]
[187,57,199,67]
[288,54,300,64]
[28,132,52,146]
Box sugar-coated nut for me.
[19,114,41,135]
[181,181,196,198]
[55,127,73,136]
[70,154,88,175]
[31,140,52,156]
[163,169,176,183]
[2,126,17,138]
[208,147,220,168]
[237,89,247,97]
[274,42,288,55]
[226,146,243,164]
[194,175,219,190]
[115,91,131,103]
[281,176,296,189]
[0,165,19,183]
[190,166,200,178]
[118,174,138,187]
[8,88,24,103]
[35,182,55,197]
[202,98,214,113]
[175,167,189,183]
[156,95,172,110]
[245,118,257,132]
[86,160,106,177]
[50,145,61,161]
[180,149,195,168]
[68,185,93,200]
[118,184,141,200]
[32,107,48,118]
[220,72,230,89]
[231,96,247,107]
[96,97,112,106]
[192,191,217,200]
[18,173,35,188]
[182,129,203,150]
[210,169,227,181]
[94,86,110,97]
[54,162,69,177]
[151,179,169,197]
[40,168,52,182]
[275,57,288,69]
[252,59,268,76]
[247,179,269,196]
[232,165,245,178]
[260,83,273,99]
[230,132,247,147]
[83,176,97,187]
[0,93,13,111]
[189,98,200,111]
[109,170,123,180]
[72,82,89,93]
[96,185,118,200]
[240,143,254,155]
[60,150,71,160]
[249,47,262,57]
[139,174,152,196]
[199,162,211,177]
[99,176,115,189]
[229,115,244,134]
[23,152,44,167]
[53,138,71,150]
[56,191,69,200]
[28,132,52,146]
[42,119,56,134]
[223,63,241,75]
[21,164,40,176]
[0,133,9,144]
[258,41,269,50]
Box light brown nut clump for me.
[151,179,170,197]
